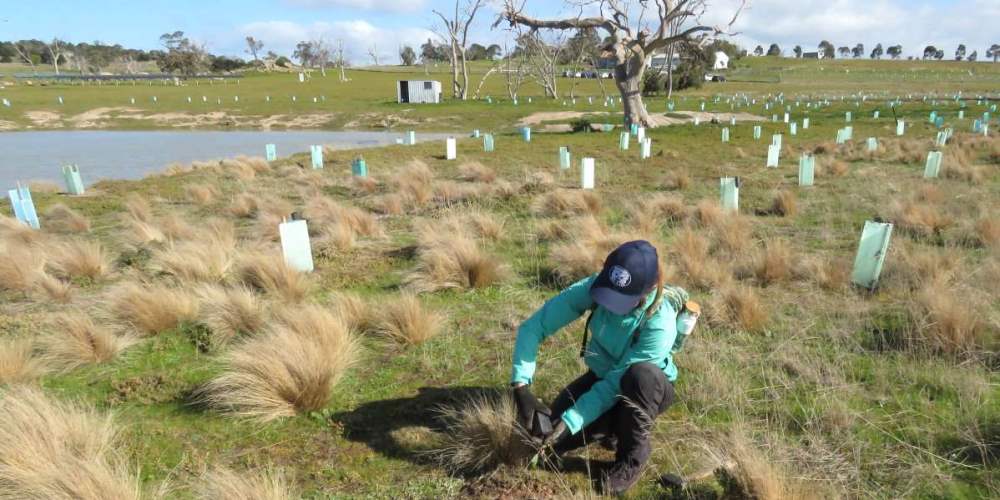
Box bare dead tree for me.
[46,38,64,75]
[497,0,745,127]
[335,39,349,81]
[12,43,37,74]
[520,31,565,99]
[245,36,264,65]
[433,0,484,100]
[503,42,529,100]
[313,38,331,76]
[367,43,380,66]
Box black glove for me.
[542,418,568,447]
[512,385,551,438]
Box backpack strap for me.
[579,304,598,358]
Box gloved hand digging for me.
[513,385,552,439]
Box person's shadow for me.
[331,386,499,464]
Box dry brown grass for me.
[27,179,61,194]
[942,162,985,183]
[531,189,602,217]
[537,215,604,242]
[709,285,768,332]
[152,225,236,284]
[373,194,405,215]
[394,160,435,209]
[38,313,135,371]
[912,284,987,356]
[330,292,374,333]
[124,193,153,223]
[0,338,47,385]
[44,204,91,233]
[375,294,442,345]
[457,162,497,183]
[111,282,199,335]
[0,241,46,293]
[433,393,534,473]
[765,190,798,217]
[33,272,73,303]
[822,159,849,177]
[662,169,691,190]
[754,240,795,285]
[314,222,356,256]
[891,201,953,238]
[0,215,44,245]
[673,227,731,291]
[46,239,111,281]
[228,192,259,218]
[196,285,268,348]
[124,218,166,247]
[717,429,816,500]
[972,217,999,248]
[199,305,359,421]
[193,466,295,500]
[406,224,507,292]
[220,158,257,181]
[0,386,142,499]
[631,194,686,234]
[235,253,312,303]
[349,175,379,195]
[304,197,381,238]
[186,184,220,206]
[809,256,851,291]
[692,199,724,227]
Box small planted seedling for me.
[798,155,815,186]
[280,218,314,273]
[310,145,323,170]
[62,165,85,195]
[265,144,277,162]
[580,158,595,189]
[720,177,739,212]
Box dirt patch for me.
[25,110,62,127]
[260,113,338,130]
[518,111,610,127]
[648,110,766,126]
[106,374,190,405]
[0,120,18,131]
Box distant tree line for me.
[752,41,999,62]
[0,35,250,75]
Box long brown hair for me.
[642,266,665,319]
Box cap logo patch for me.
[610,265,632,288]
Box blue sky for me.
[2,0,997,63]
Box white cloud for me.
[240,20,436,64]
[282,0,429,14]
[700,0,1000,59]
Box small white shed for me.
[713,51,730,70]
[397,80,442,104]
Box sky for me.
[1,0,998,64]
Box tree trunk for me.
[615,54,650,128]
[459,48,469,100]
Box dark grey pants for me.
[550,362,674,469]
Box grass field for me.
[1,57,999,132]
[0,59,998,499]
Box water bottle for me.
[672,301,701,352]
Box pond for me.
[0,130,453,189]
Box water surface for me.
[0,130,451,189]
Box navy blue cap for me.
[590,240,659,315]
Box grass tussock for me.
[406,224,507,292]
[330,292,374,333]
[710,285,768,332]
[754,240,795,285]
[375,294,442,345]
[692,199,724,227]
[631,194,686,234]
[537,215,604,242]
[111,282,199,335]
[196,285,268,348]
[124,217,166,247]
[912,285,987,356]
[124,193,153,223]
[27,179,61,194]
[0,386,141,499]
[33,272,74,303]
[228,192,259,218]
[46,239,111,281]
[822,159,849,177]
[394,160,435,210]
[200,305,359,421]
[349,175,379,195]
[717,429,817,500]
[44,204,91,233]
[457,162,496,183]
[152,223,236,283]
[972,217,999,248]
[235,253,312,303]
[0,215,44,245]
[304,197,381,238]
[531,189,602,217]
[0,241,46,293]
[38,312,135,371]
[193,466,295,500]
[433,393,534,473]
[0,338,47,385]
[765,190,798,217]
[662,169,691,190]
[186,184,220,206]
[891,201,953,239]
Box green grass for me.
[1,60,998,498]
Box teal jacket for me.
[511,274,681,435]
